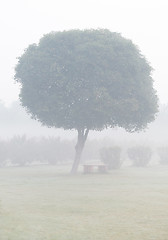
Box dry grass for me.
[0,165,168,240]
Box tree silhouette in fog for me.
[15,29,158,173]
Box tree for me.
[127,146,152,167]
[100,146,122,170]
[0,140,8,167]
[14,29,158,173]
[158,147,168,165]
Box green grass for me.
[0,165,168,240]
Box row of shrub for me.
[100,146,168,169]
[0,135,168,168]
[0,136,75,167]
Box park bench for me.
[83,164,107,174]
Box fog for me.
[0,88,168,240]
[0,100,167,142]
[0,100,168,168]
[1,1,168,238]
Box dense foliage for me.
[15,29,158,132]
[0,136,74,167]
[127,146,152,167]
[14,29,158,172]
[158,147,168,165]
[100,146,122,169]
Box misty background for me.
[0,0,168,166]
[0,0,168,106]
[0,100,167,168]
[0,100,167,142]
[1,1,168,240]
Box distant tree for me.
[15,29,158,173]
[100,146,122,169]
[158,147,168,165]
[127,146,152,167]
[36,137,74,165]
[0,140,8,167]
[9,135,34,166]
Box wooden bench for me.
[83,164,107,174]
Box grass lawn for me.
[0,165,168,240]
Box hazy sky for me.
[1,0,168,106]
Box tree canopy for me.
[15,29,158,173]
[15,29,158,133]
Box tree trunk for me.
[71,128,89,174]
